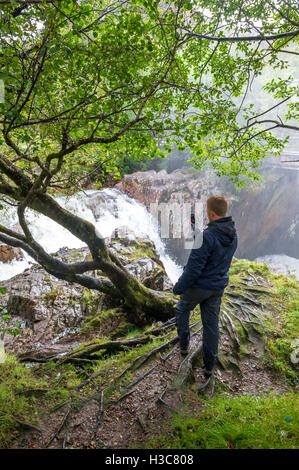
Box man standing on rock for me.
[172,195,238,379]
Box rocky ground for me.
[1,228,170,360]
[0,231,297,449]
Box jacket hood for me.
[208,216,237,247]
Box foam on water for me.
[0,188,182,283]
[1,188,298,284]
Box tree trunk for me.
[0,182,175,322]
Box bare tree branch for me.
[182,28,299,42]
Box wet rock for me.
[111,225,138,246]
[0,244,24,263]
[125,257,165,290]
[7,294,48,322]
[114,169,218,265]
[115,166,299,262]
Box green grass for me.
[145,392,299,449]
[262,273,299,382]
[0,354,81,448]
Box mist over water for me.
[254,254,299,280]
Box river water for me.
[0,188,298,282]
[0,188,183,283]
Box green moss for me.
[42,289,62,306]
[80,288,100,315]
[70,251,82,259]
[0,355,48,447]
[0,354,83,448]
[71,331,177,394]
[2,256,297,449]
[127,246,158,262]
[261,273,299,381]
[144,392,299,449]
[82,306,133,338]
[227,259,299,382]
[229,258,271,277]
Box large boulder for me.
[125,257,165,291]
[0,245,24,263]
[0,232,172,358]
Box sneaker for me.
[180,348,189,356]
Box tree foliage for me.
[0,0,298,187]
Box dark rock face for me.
[7,295,48,322]
[228,169,299,259]
[0,231,172,359]
[114,168,217,208]
[115,167,299,262]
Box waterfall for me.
[1,187,298,283]
[0,188,183,283]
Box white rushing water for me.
[1,188,298,283]
[0,188,183,283]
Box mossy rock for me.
[82,306,134,339]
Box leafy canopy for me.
[0,0,298,188]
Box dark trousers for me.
[174,286,224,371]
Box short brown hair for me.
[206,195,228,216]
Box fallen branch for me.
[16,388,49,396]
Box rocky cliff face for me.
[228,168,299,259]
[114,168,220,265]
[114,166,299,263]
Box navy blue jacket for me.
[172,216,238,295]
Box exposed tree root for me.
[223,295,268,350]
[59,336,153,362]
[12,284,278,450]
[222,310,240,349]
[226,291,263,308]
[120,365,157,393]
[175,343,203,388]
[45,404,71,448]
[87,388,105,448]
[157,385,176,411]
[245,287,271,295]
[50,399,72,414]
[8,416,44,434]
[72,370,106,391]
[144,317,176,336]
